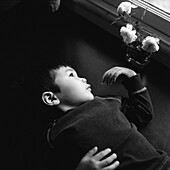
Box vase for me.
[125,45,152,69]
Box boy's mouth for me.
[86,84,92,91]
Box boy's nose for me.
[81,78,87,83]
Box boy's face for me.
[52,66,94,107]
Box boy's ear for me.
[42,91,60,106]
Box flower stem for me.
[110,15,124,25]
[140,8,147,20]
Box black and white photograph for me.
[2,0,170,169]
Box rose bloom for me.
[120,24,137,44]
[141,36,160,52]
[117,1,137,15]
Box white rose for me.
[141,36,160,52]
[126,23,133,30]
[117,1,137,15]
[120,24,137,44]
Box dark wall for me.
[2,1,170,169]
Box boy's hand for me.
[76,147,119,170]
[102,66,137,85]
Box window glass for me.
[142,0,170,14]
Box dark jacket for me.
[46,75,170,170]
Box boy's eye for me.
[69,73,74,77]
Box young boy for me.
[34,62,170,169]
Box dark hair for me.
[38,62,68,94]
[18,60,71,132]
[24,60,70,98]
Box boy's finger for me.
[113,69,124,82]
[104,72,113,85]
[102,67,119,84]
[105,73,110,85]
[108,73,116,85]
[113,71,120,82]
[102,70,109,83]
[100,153,117,167]
[85,146,98,157]
[103,161,120,170]
[93,148,112,161]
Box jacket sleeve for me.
[121,74,154,127]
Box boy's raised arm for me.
[121,73,154,127]
[102,66,154,127]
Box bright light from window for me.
[142,0,170,14]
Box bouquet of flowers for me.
[113,1,160,68]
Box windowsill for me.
[63,0,170,68]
